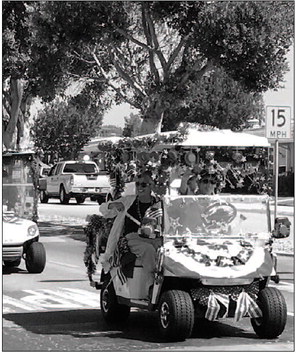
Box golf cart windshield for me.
[163,195,270,237]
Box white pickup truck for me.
[39,160,111,204]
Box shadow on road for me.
[3,308,259,344]
[38,222,86,242]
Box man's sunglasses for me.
[201,178,216,185]
[136,182,151,187]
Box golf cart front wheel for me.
[25,242,46,273]
[100,279,130,325]
[251,287,287,338]
[158,290,194,341]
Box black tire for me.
[4,259,21,268]
[100,279,130,325]
[59,186,70,204]
[25,242,46,273]
[40,190,49,203]
[97,195,105,205]
[76,196,85,204]
[251,287,287,338]
[158,290,194,341]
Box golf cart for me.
[3,151,46,273]
[84,126,290,341]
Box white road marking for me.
[3,295,45,313]
[3,288,100,313]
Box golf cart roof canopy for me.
[136,128,270,149]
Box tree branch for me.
[111,44,145,90]
[141,4,160,83]
[142,3,167,71]
[92,51,142,110]
[167,35,190,71]
[107,46,146,99]
[178,59,214,88]
[115,27,152,51]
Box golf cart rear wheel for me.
[158,290,194,341]
[25,242,46,273]
[100,279,130,325]
[251,287,287,338]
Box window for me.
[63,163,97,174]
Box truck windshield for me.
[63,163,98,173]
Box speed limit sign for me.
[266,106,291,139]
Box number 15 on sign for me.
[266,106,291,139]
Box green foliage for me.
[122,113,143,137]
[2,1,32,80]
[31,98,103,161]
[162,67,265,131]
[153,1,294,92]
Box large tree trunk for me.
[139,99,165,135]
[3,78,24,150]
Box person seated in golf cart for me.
[179,162,223,196]
[99,171,163,296]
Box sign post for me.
[265,106,291,221]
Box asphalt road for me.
[2,199,294,351]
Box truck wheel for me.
[251,287,287,338]
[100,279,130,325]
[40,190,49,203]
[4,259,21,268]
[59,186,70,204]
[25,242,46,273]
[96,195,106,204]
[158,290,194,341]
[75,196,85,204]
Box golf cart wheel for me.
[59,186,70,204]
[25,242,46,273]
[75,196,85,204]
[40,190,49,203]
[251,287,287,338]
[100,279,130,325]
[158,290,194,341]
[4,259,21,268]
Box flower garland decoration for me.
[83,215,114,281]
[97,123,272,196]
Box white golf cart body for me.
[110,194,275,301]
[3,151,46,273]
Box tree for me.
[162,67,265,131]
[30,1,294,134]
[122,113,143,137]
[30,98,103,162]
[2,1,33,149]
[2,1,109,150]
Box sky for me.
[103,47,294,129]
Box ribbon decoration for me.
[205,291,230,321]
[234,290,262,321]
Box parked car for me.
[3,210,46,273]
[39,160,111,204]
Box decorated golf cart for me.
[3,151,46,273]
[84,124,290,341]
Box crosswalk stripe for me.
[3,295,45,313]
[3,288,101,313]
